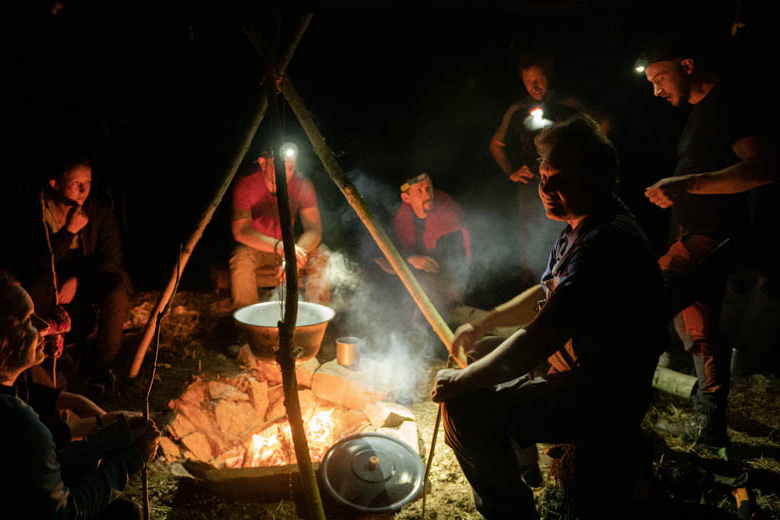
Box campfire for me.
[159,345,421,471]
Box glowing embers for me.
[246,408,337,467]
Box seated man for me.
[375,173,470,322]
[230,146,329,307]
[27,154,130,383]
[1,269,159,519]
[432,115,667,519]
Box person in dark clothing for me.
[0,269,158,519]
[432,116,667,520]
[26,155,130,382]
[639,37,776,447]
[489,49,580,282]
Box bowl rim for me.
[233,301,336,328]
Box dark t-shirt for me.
[494,98,579,174]
[536,198,667,399]
[673,81,756,237]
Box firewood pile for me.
[159,345,423,470]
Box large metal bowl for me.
[233,301,336,362]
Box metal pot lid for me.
[320,432,424,513]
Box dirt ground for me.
[73,291,780,520]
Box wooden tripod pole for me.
[129,13,313,378]
[243,23,466,367]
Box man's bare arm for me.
[646,134,776,207]
[231,209,278,253]
[432,320,567,402]
[296,205,323,252]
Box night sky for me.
[1,1,773,306]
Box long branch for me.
[129,13,313,378]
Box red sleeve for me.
[232,175,253,212]
[295,176,317,209]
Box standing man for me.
[433,115,666,519]
[28,154,130,385]
[230,145,330,308]
[640,37,775,447]
[375,173,470,322]
[490,49,578,282]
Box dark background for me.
[1,0,773,307]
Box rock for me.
[159,436,181,462]
[213,446,246,469]
[167,413,197,440]
[311,368,386,411]
[208,381,250,401]
[336,409,371,436]
[181,432,213,462]
[214,400,263,438]
[169,378,208,409]
[236,344,256,368]
[246,379,269,418]
[363,401,416,429]
[296,358,320,388]
[175,402,228,452]
[379,421,420,454]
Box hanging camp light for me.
[280,142,298,161]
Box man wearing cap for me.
[230,147,330,308]
[640,36,775,447]
[490,49,579,282]
[375,173,470,322]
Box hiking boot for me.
[520,462,544,488]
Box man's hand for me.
[408,255,440,273]
[451,322,485,357]
[431,368,466,403]
[374,257,395,275]
[509,165,535,184]
[104,410,142,426]
[645,175,695,208]
[130,418,160,465]
[65,205,89,233]
[58,277,78,304]
[293,244,308,270]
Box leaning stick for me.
[244,25,466,367]
[129,13,313,378]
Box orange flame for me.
[247,408,338,467]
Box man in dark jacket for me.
[26,154,130,382]
[433,116,666,519]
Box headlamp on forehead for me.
[280,142,298,161]
[634,59,648,73]
[400,172,430,192]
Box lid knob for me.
[366,456,380,470]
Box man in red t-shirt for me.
[230,148,329,307]
[375,173,470,321]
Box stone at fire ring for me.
[181,432,213,462]
[214,400,263,438]
[208,381,250,401]
[311,361,386,411]
[364,401,416,429]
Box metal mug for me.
[336,337,363,367]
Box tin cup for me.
[336,337,363,368]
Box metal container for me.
[336,337,363,367]
[320,432,424,513]
[233,301,335,362]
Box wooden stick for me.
[243,24,467,366]
[128,13,313,378]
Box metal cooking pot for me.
[320,432,424,513]
[233,301,335,362]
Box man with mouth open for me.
[432,115,666,519]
